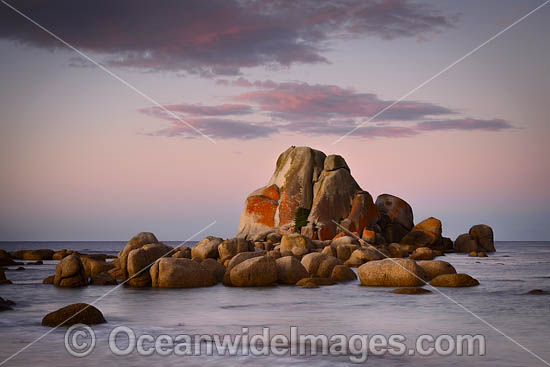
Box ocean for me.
[0,241,549,366]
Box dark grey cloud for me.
[0,0,457,76]
[415,118,515,131]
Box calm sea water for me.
[0,241,549,366]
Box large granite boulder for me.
[53,254,87,287]
[307,155,361,240]
[223,251,264,286]
[345,191,380,237]
[275,256,309,285]
[126,243,172,287]
[200,258,226,282]
[469,224,495,252]
[237,146,326,239]
[191,236,223,260]
[400,217,442,250]
[150,258,216,288]
[358,259,426,287]
[229,255,277,287]
[375,194,414,243]
[42,303,106,327]
[118,232,159,278]
[417,260,456,281]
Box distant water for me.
[0,241,549,366]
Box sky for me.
[0,0,548,241]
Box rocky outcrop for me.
[358,259,426,287]
[229,255,277,287]
[237,146,326,239]
[275,256,309,285]
[53,254,87,287]
[375,194,414,243]
[42,303,106,327]
[150,258,216,288]
[417,260,456,281]
[430,273,479,287]
[469,224,495,252]
[454,224,495,253]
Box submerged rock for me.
[430,273,479,287]
[392,287,432,295]
[42,303,106,327]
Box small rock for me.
[296,277,336,287]
[526,289,550,295]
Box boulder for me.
[191,236,223,260]
[469,224,495,252]
[345,191,380,236]
[430,273,479,287]
[126,243,172,287]
[296,277,336,287]
[358,259,426,287]
[409,247,436,261]
[172,246,191,259]
[42,303,106,327]
[400,217,442,250]
[42,275,54,284]
[150,258,216,288]
[392,287,432,295]
[526,289,550,295]
[275,256,309,285]
[331,236,359,247]
[478,252,488,257]
[375,194,414,243]
[280,234,313,254]
[307,157,361,240]
[200,258,226,282]
[218,238,253,262]
[468,251,478,257]
[266,232,282,243]
[301,253,342,278]
[53,254,87,287]
[336,244,359,262]
[361,229,376,244]
[345,247,385,267]
[388,243,406,258]
[330,265,357,282]
[229,256,277,287]
[223,252,264,285]
[417,260,456,281]
[454,234,478,253]
[237,185,280,239]
[118,232,159,278]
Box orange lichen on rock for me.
[259,184,280,201]
[245,196,278,227]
